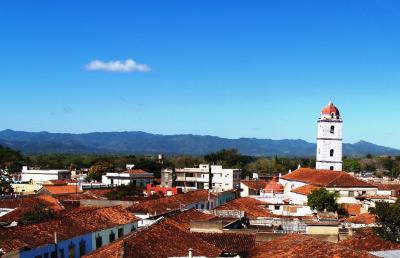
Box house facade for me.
[161,164,241,192]
[21,166,71,184]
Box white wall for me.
[21,167,71,183]
[316,119,343,171]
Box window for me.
[274,205,280,210]
[79,240,86,256]
[96,236,102,248]
[330,166,334,171]
[349,191,354,197]
[118,228,123,238]
[109,231,116,242]
[330,125,335,134]
[331,113,334,119]
[59,249,65,258]
[330,149,334,157]
[68,243,75,258]
[131,225,136,232]
[200,204,204,209]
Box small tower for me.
[316,101,342,171]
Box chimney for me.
[188,248,193,258]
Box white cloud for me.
[85,59,151,72]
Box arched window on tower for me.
[330,125,335,134]
[331,113,334,119]
[330,149,334,157]
[330,166,334,170]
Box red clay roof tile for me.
[0,206,139,253]
[282,168,375,188]
[214,197,271,219]
[84,219,222,258]
[246,233,375,258]
[291,184,321,195]
[341,227,400,251]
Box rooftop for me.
[166,208,216,231]
[246,233,374,258]
[291,184,320,196]
[241,180,268,190]
[214,197,271,219]
[281,168,376,188]
[84,219,222,258]
[40,185,83,195]
[0,206,139,253]
[342,213,376,225]
[341,228,400,251]
[193,232,256,255]
[128,190,212,215]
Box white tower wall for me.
[316,102,343,171]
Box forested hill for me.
[0,129,399,156]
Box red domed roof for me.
[264,177,284,193]
[321,101,340,116]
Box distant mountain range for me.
[0,129,399,157]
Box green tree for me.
[87,161,114,182]
[20,203,55,225]
[343,158,361,172]
[307,188,339,212]
[0,146,23,173]
[370,201,400,242]
[105,182,144,200]
[0,169,13,194]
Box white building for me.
[316,101,343,171]
[21,166,71,184]
[101,166,154,187]
[161,164,241,192]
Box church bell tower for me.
[316,101,343,171]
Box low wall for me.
[79,199,135,208]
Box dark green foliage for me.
[204,149,254,168]
[307,188,339,212]
[343,158,361,172]
[86,161,114,182]
[104,182,144,200]
[0,145,23,173]
[20,203,54,225]
[370,201,400,242]
[0,170,13,194]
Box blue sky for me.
[1,1,400,147]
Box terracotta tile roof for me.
[193,232,256,254]
[41,185,83,195]
[0,195,63,223]
[83,237,125,258]
[376,184,400,191]
[245,233,375,258]
[241,180,268,190]
[342,203,362,216]
[342,213,376,225]
[128,190,210,215]
[84,220,222,258]
[0,206,139,253]
[166,208,216,230]
[341,227,400,251]
[291,184,321,195]
[264,177,284,193]
[214,197,271,219]
[0,195,62,210]
[281,168,376,188]
[125,169,153,176]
